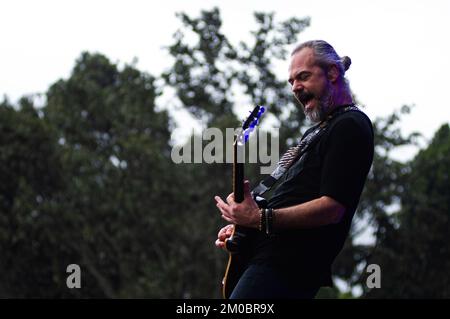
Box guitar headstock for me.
[236,105,265,145]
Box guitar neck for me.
[233,141,244,203]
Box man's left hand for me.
[214,180,260,228]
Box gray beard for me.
[304,84,334,124]
[304,103,325,123]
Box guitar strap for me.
[252,104,364,197]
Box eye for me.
[298,72,311,81]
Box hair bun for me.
[341,56,351,71]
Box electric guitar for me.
[221,105,265,299]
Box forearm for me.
[273,196,346,229]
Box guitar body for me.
[222,209,265,298]
[222,225,253,299]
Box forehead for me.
[289,47,316,74]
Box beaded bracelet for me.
[259,208,266,232]
[266,208,273,235]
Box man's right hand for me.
[215,224,234,249]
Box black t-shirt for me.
[249,107,374,287]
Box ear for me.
[327,64,340,83]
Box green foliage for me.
[332,105,422,289]
[0,98,64,297]
[163,8,237,126]
[1,52,185,297]
[361,124,450,298]
[163,7,309,133]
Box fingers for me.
[226,224,234,234]
[215,196,229,211]
[217,205,230,218]
[216,225,234,249]
[215,239,225,248]
[215,196,234,223]
[243,180,251,195]
[226,193,235,205]
[215,194,234,206]
[218,225,234,241]
[218,225,229,237]
[221,213,233,223]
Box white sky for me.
[1,0,449,160]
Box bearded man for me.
[215,40,374,299]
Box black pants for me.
[230,263,320,299]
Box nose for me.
[291,80,303,95]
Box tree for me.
[43,52,189,297]
[0,97,63,297]
[0,52,188,297]
[361,123,450,298]
[330,105,421,295]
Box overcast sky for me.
[1,0,449,160]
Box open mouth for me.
[297,91,315,108]
[304,98,315,110]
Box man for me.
[215,40,374,299]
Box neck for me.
[329,82,353,111]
